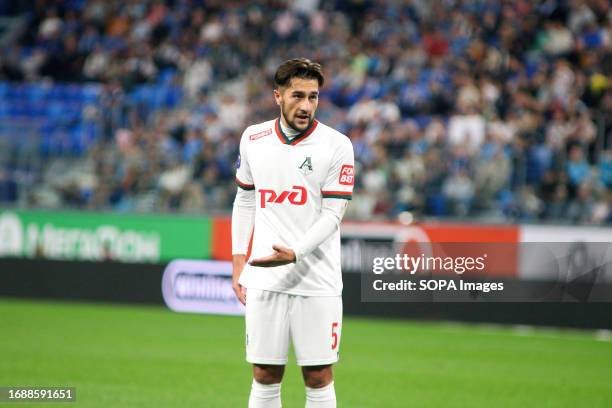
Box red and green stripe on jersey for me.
[235,177,255,191]
[321,190,352,200]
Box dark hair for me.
[274,58,324,88]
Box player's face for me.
[275,78,319,132]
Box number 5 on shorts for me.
[331,322,339,350]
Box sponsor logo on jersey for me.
[298,157,313,175]
[258,186,307,208]
[249,128,272,141]
[339,165,354,186]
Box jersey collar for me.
[274,118,318,146]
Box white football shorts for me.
[245,288,342,366]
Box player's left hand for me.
[249,245,296,267]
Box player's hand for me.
[249,245,296,267]
[232,254,247,305]
[232,280,247,305]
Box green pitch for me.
[1,298,611,407]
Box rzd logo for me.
[258,186,307,208]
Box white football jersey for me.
[236,118,355,296]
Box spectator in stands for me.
[566,144,592,197]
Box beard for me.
[281,105,312,132]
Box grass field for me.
[1,298,611,407]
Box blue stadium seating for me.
[0,81,180,156]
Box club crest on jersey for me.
[298,157,313,175]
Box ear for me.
[273,88,282,106]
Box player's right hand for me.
[233,280,247,305]
[232,254,248,305]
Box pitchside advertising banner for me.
[339,222,612,302]
[1,210,611,303]
[0,209,212,262]
[162,259,244,315]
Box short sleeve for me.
[235,132,254,191]
[321,139,355,200]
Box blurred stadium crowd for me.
[0,0,610,224]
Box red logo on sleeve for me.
[339,165,354,186]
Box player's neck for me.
[279,118,300,139]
